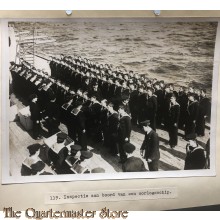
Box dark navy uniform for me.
[154,89,164,126]
[141,129,160,171]
[137,93,148,124]
[129,89,139,125]
[100,81,110,99]
[146,95,157,131]
[45,100,61,135]
[29,100,41,139]
[89,102,102,142]
[122,156,146,172]
[178,91,188,129]
[100,107,109,146]
[109,84,116,102]
[196,97,211,136]
[118,115,132,163]
[107,112,119,155]
[184,144,206,170]
[74,110,87,151]
[163,91,173,129]
[168,103,180,147]
[185,100,199,136]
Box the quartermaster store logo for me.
[2,207,129,219]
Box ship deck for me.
[9,93,209,177]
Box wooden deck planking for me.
[8,94,209,176]
[9,119,208,175]
[87,147,118,173]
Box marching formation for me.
[9,54,211,172]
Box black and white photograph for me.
[2,19,219,183]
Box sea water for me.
[11,20,217,97]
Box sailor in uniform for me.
[91,81,103,100]
[70,150,93,174]
[121,95,130,115]
[29,94,42,140]
[100,99,109,147]
[31,160,53,175]
[64,91,82,140]
[137,86,148,125]
[184,133,206,170]
[154,82,164,127]
[118,104,132,163]
[140,120,160,171]
[21,144,42,176]
[129,83,139,126]
[100,76,110,99]
[81,77,91,93]
[106,102,119,156]
[196,89,211,136]
[108,78,117,102]
[178,86,188,130]
[167,94,180,148]
[45,95,61,136]
[49,57,57,78]
[146,87,157,131]
[65,144,82,170]
[89,96,102,142]
[185,93,199,137]
[162,85,173,129]
[122,143,146,172]
[48,132,68,171]
[71,99,88,151]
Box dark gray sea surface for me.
[12,20,218,96]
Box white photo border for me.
[1,18,219,184]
